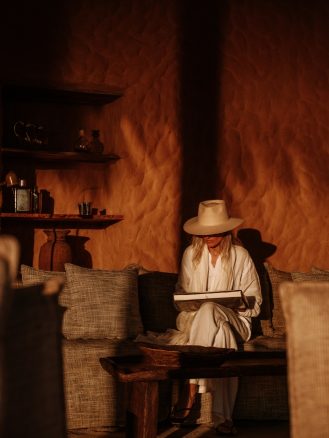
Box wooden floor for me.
[68,420,290,438]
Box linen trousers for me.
[187,302,250,424]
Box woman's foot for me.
[215,419,237,436]
[170,383,198,424]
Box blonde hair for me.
[191,233,239,283]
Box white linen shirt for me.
[177,244,262,320]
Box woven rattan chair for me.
[280,281,329,438]
[0,235,66,438]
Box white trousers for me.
[187,302,250,424]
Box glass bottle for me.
[74,129,89,152]
[88,129,104,154]
[14,179,31,212]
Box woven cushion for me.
[279,282,329,437]
[243,334,286,352]
[234,375,289,420]
[63,263,143,340]
[292,271,329,282]
[62,338,138,429]
[264,263,292,335]
[311,266,329,274]
[138,271,179,332]
[20,264,69,307]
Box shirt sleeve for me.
[235,249,262,318]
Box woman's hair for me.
[191,232,240,274]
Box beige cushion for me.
[20,265,69,307]
[264,263,292,335]
[63,263,143,340]
[279,281,329,438]
[292,270,329,282]
[312,266,329,274]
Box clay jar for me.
[39,229,72,272]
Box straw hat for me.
[183,200,243,236]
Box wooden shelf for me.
[0,213,123,229]
[2,83,123,105]
[1,148,120,163]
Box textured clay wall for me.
[0,0,328,272]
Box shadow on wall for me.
[178,1,230,254]
[237,228,277,323]
[67,236,92,268]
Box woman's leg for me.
[171,382,198,421]
[187,302,249,429]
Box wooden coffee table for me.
[100,344,286,438]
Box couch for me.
[19,261,329,433]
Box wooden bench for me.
[100,344,286,438]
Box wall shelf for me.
[2,83,123,105]
[1,148,120,163]
[0,213,123,229]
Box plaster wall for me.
[0,0,328,272]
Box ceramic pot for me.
[39,229,72,272]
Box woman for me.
[171,199,262,436]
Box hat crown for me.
[198,200,228,226]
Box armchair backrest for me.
[0,235,66,438]
[280,281,329,438]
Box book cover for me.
[173,290,254,312]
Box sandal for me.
[215,420,237,436]
[170,383,199,426]
[170,407,196,425]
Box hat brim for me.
[183,217,244,236]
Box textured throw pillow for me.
[292,271,329,282]
[20,264,69,307]
[138,271,179,332]
[264,263,293,335]
[311,267,329,274]
[63,263,143,340]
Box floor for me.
[68,420,290,438]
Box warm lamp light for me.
[5,171,18,186]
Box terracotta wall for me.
[1,0,328,272]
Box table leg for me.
[126,381,159,438]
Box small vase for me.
[39,229,72,272]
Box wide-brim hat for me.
[183,200,243,236]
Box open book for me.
[173,290,254,312]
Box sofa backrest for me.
[138,271,179,332]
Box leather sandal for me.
[170,383,199,426]
[170,407,196,425]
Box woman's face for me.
[202,234,224,249]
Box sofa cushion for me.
[138,271,179,332]
[63,263,143,340]
[264,263,292,336]
[20,264,69,307]
[243,334,286,352]
[311,266,329,274]
[62,338,138,429]
[292,271,329,282]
